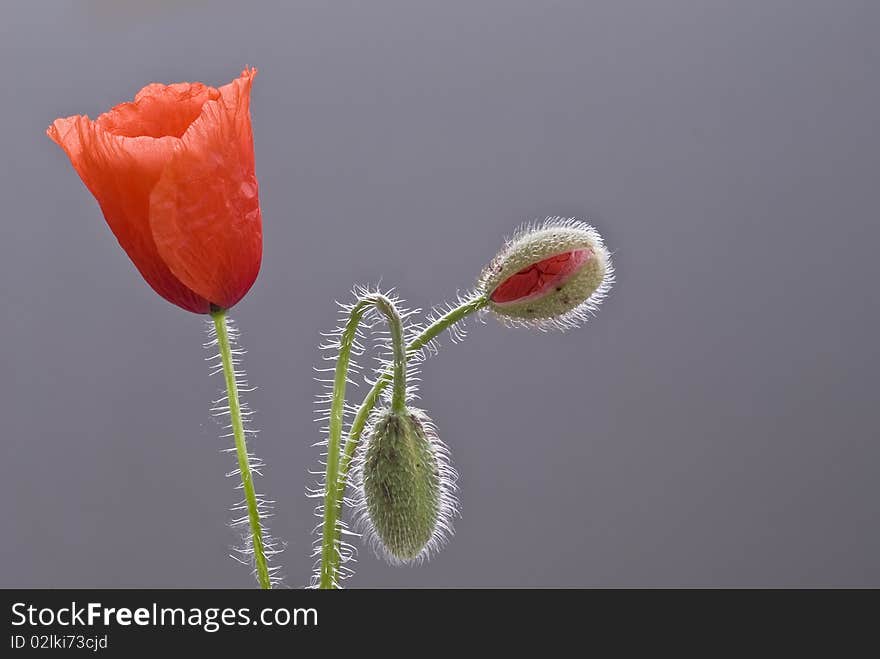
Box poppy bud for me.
[355,407,457,564]
[478,217,613,329]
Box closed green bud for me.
[478,216,613,330]
[354,407,458,565]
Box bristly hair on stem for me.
[308,286,420,588]
[206,312,284,588]
[337,290,489,490]
[308,285,488,588]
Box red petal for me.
[47,115,212,313]
[148,69,262,309]
[96,82,221,139]
[490,249,591,304]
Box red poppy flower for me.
[47,69,262,313]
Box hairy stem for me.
[339,295,488,484]
[211,309,271,590]
[323,294,488,586]
[375,296,408,414]
[319,293,408,589]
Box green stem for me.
[339,295,488,485]
[375,296,408,414]
[322,294,488,587]
[211,309,271,590]
[318,293,409,589]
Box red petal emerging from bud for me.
[478,217,613,330]
[490,249,591,305]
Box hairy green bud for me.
[354,407,458,565]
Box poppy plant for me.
[312,218,613,588]
[48,69,277,589]
[46,70,617,591]
[47,68,261,313]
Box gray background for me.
[1,0,878,588]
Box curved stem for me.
[339,295,488,485]
[325,294,488,585]
[374,296,408,414]
[211,309,270,590]
[319,293,408,589]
